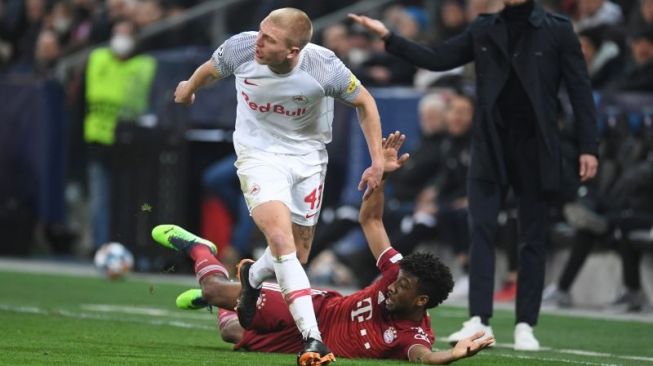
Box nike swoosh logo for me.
[305,212,318,219]
[244,79,258,86]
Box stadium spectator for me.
[351,0,599,351]
[354,6,420,86]
[389,92,451,203]
[346,26,374,69]
[627,0,653,33]
[201,153,254,263]
[32,29,62,77]
[83,20,157,249]
[578,26,626,89]
[544,161,653,311]
[64,0,98,52]
[48,1,74,45]
[607,26,653,91]
[575,0,624,31]
[136,0,210,52]
[172,8,384,365]
[388,93,473,299]
[90,0,138,43]
[434,0,469,42]
[307,92,450,286]
[12,0,49,65]
[150,132,494,364]
[7,29,61,78]
[320,23,351,64]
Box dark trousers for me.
[614,213,652,291]
[558,213,651,293]
[468,129,549,326]
[558,230,597,292]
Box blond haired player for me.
[173,7,383,366]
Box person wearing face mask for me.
[83,19,156,250]
[50,1,74,43]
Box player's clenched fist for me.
[174,80,196,105]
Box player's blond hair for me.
[265,8,313,49]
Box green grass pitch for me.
[0,270,651,365]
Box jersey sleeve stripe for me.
[375,247,394,268]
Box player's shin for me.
[190,245,229,282]
[249,246,276,288]
[273,252,322,341]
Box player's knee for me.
[267,231,294,254]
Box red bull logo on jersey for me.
[241,91,307,117]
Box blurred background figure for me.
[201,153,253,271]
[627,0,653,33]
[575,0,624,31]
[607,26,653,91]
[83,20,156,250]
[578,25,625,89]
[434,0,468,42]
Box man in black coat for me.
[351,0,599,351]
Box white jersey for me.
[212,32,362,155]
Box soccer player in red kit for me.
[152,132,494,365]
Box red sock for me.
[218,308,239,331]
[190,245,228,282]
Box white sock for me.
[273,252,322,341]
[249,247,275,289]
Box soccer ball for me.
[94,242,134,280]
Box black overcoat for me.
[385,3,599,191]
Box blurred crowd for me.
[0,0,652,312]
[2,0,651,88]
[0,0,212,77]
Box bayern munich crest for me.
[383,327,397,344]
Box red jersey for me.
[234,247,435,360]
[319,248,435,359]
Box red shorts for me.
[233,283,338,353]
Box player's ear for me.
[415,294,429,308]
[287,46,300,59]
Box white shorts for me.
[234,144,328,226]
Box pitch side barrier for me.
[0,79,67,255]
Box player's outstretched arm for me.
[348,13,474,72]
[359,131,409,260]
[174,60,222,105]
[408,331,495,365]
[351,86,384,199]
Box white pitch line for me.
[442,301,653,324]
[480,352,621,366]
[490,342,653,363]
[4,303,653,364]
[559,349,653,363]
[80,304,213,320]
[0,304,215,331]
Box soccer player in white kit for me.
[173,8,383,366]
